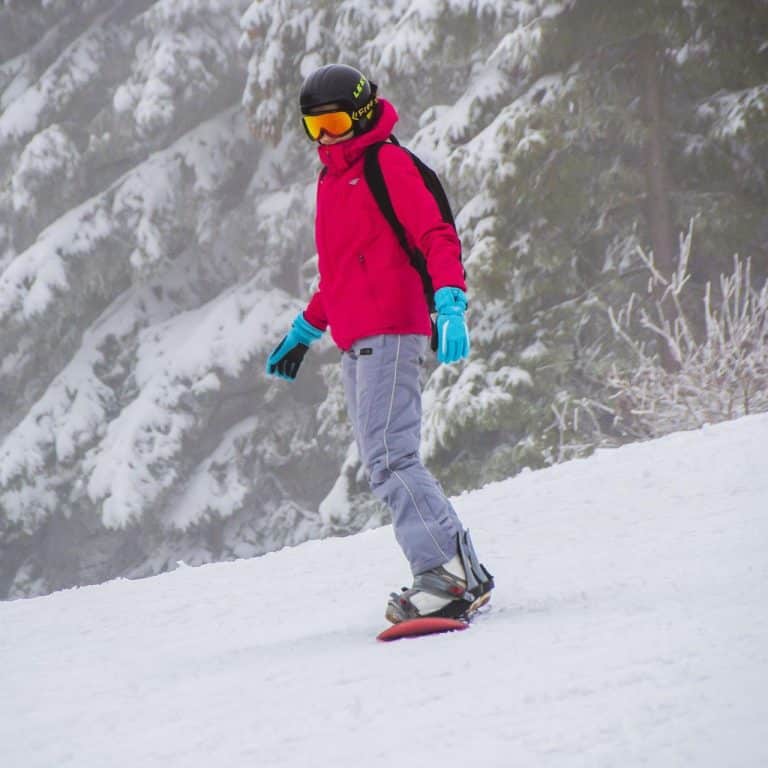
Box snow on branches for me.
[608,224,768,439]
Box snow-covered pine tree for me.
[0,0,338,598]
[409,0,768,478]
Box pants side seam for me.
[383,335,449,566]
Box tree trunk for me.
[639,33,677,371]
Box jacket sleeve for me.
[377,143,466,292]
[303,287,328,332]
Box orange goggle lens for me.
[302,111,353,140]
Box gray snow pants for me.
[341,334,463,574]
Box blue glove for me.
[434,287,470,364]
[266,312,324,381]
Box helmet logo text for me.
[352,76,367,99]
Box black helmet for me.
[299,63,378,135]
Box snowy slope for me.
[2,414,767,768]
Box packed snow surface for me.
[2,414,767,767]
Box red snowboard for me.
[376,617,469,642]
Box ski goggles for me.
[301,110,354,141]
[301,96,377,141]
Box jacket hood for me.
[316,98,399,174]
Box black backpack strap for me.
[364,138,435,304]
[364,136,459,252]
[408,154,457,229]
[363,140,414,261]
[363,136,463,330]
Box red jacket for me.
[302,99,466,351]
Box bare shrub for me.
[608,224,768,439]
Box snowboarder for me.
[266,63,493,624]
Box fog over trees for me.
[1,0,766,598]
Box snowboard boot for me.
[385,530,494,624]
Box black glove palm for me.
[267,339,309,380]
[266,312,324,382]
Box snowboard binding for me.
[385,530,494,624]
